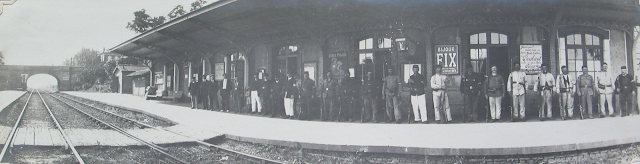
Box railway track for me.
[51,92,283,164]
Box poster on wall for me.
[329,52,347,78]
[435,45,459,74]
[519,45,542,74]
[304,62,316,81]
[214,63,225,81]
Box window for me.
[278,46,299,56]
[359,38,373,50]
[470,33,507,45]
[469,32,508,74]
[469,48,487,73]
[564,33,602,79]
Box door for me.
[487,47,511,115]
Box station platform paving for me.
[0,91,26,113]
[27,91,640,156]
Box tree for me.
[125,9,166,33]
[167,5,186,19]
[190,0,207,11]
[0,51,4,65]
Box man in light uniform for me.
[485,66,505,122]
[431,65,452,123]
[596,63,615,117]
[577,65,595,119]
[382,67,402,123]
[534,64,554,121]
[556,66,576,120]
[507,63,527,121]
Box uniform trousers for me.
[539,90,553,118]
[599,93,614,116]
[284,97,295,116]
[512,94,526,119]
[298,95,312,119]
[411,94,428,122]
[190,94,199,109]
[322,96,337,120]
[432,90,452,121]
[250,91,261,112]
[340,96,354,121]
[560,92,575,118]
[580,94,593,118]
[200,94,209,110]
[620,92,634,116]
[362,97,378,121]
[221,90,230,111]
[463,94,479,121]
[489,96,502,119]
[385,95,402,121]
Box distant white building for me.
[100,52,122,62]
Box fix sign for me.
[435,45,459,74]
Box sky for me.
[0,0,200,66]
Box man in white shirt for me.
[556,66,576,120]
[534,64,554,121]
[431,65,452,123]
[596,63,615,117]
[507,63,527,121]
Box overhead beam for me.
[131,41,180,64]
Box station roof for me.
[109,0,640,61]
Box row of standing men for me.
[187,62,637,124]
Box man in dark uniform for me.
[577,66,595,119]
[460,66,483,122]
[408,65,427,123]
[207,75,220,111]
[319,71,338,121]
[338,71,355,122]
[188,77,200,109]
[220,73,233,112]
[362,71,379,123]
[231,76,242,113]
[616,66,636,117]
[284,73,298,119]
[298,71,315,120]
[199,75,210,110]
[383,67,402,123]
[271,74,285,118]
[259,73,272,115]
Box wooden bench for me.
[161,91,184,102]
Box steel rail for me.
[45,92,189,164]
[0,91,32,162]
[54,92,284,164]
[35,89,86,164]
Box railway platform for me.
[5,91,638,156]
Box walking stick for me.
[486,96,490,122]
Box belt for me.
[432,89,445,92]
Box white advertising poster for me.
[520,45,543,74]
[214,63,225,81]
[304,62,316,81]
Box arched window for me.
[563,33,602,78]
[469,32,508,75]
[274,45,299,77]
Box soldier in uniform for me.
[460,66,483,122]
[596,63,615,117]
[284,73,298,119]
[220,73,233,112]
[250,73,262,114]
[319,71,338,121]
[431,65,452,123]
[485,66,505,122]
[298,71,315,120]
[199,75,210,110]
[207,75,220,111]
[338,71,355,122]
[507,63,527,122]
[362,71,379,123]
[408,65,428,123]
[534,64,555,121]
[259,73,272,115]
[382,67,402,123]
[188,77,200,109]
[271,74,285,118]
[556,66,576,120]
[615,66,636,117]
[231,76,242,113]
[577,65,595,119]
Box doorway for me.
[487,47,511,117]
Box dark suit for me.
[207,80,219,110]
[220,78,233,111]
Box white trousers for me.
[251,91,261,112]
[512,94,526,118]
[284,98,294,116]
[489,97,502,119]
[599,94,614,115]
[411,94,428,122]
[432,91,451,121]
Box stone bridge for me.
[0,65,83,91]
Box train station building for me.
[109,0,640,116]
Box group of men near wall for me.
[185,62,637,124]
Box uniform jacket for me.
[460,72,483,95]
[362,78,380,99]
[596,71,614,94]
[485,74,504,97]
[208,81,219,95]
[615,74,635,93]
[298,78,315,98]
[258,79,272,97]
[188,81,200,94]
[220,78,233,91]
[578,73,595,96]
[271,79,285,99]
[534,72,555,92]
[284,78,299,99]
[408,73,426,96]
[338,77,356,98]
[507,71,526,95]
[320,77,338,98]
[383,75,401,97]
[430,74,448,90]
[555,74,576,94]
